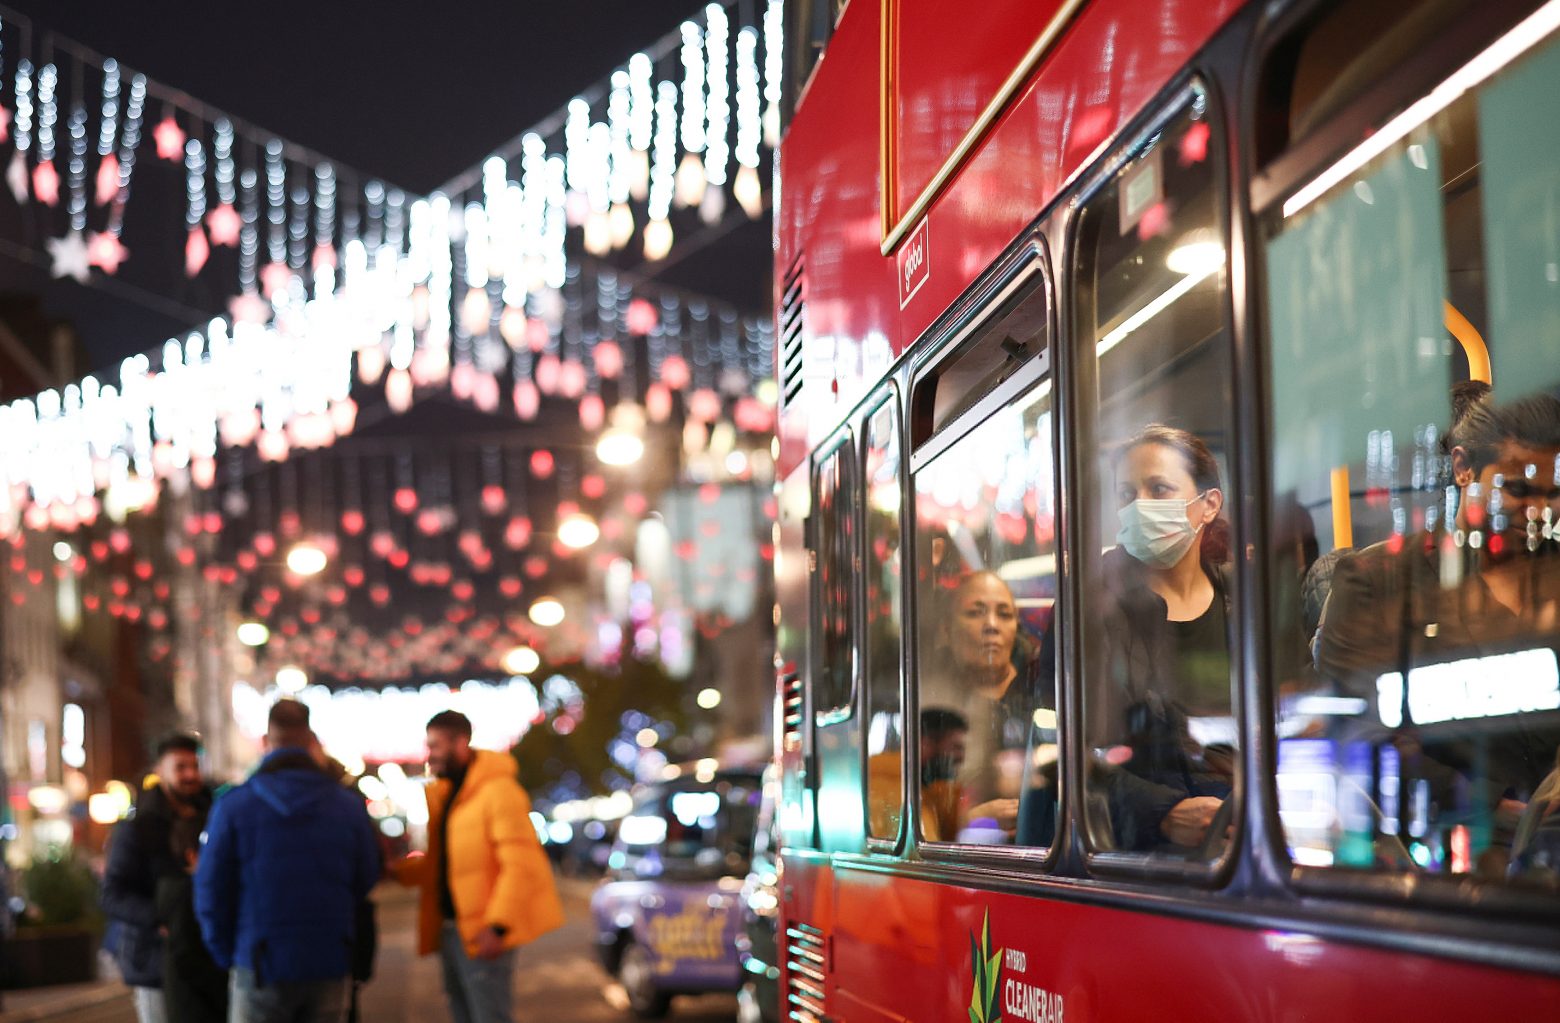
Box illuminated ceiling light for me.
[609,203,636,249]
[1283,0,1560,218]
[285,543,328,576]
[596,429,645,467]
[583,209,613,257]
[675,152,708,208]
[734,164,763,219]
[635,727,660,748]
[502,645,541,676]
[1096,267,1216,358]
[1165,230,1224,276]
[557,514,600,550]
[696,687,722,710]
[528,597,566,627]
[275,665,309,693]
[236,621,271,647]
[643,217,673,261]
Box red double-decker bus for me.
[770,0,1560,1018]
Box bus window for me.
[813,437,857,722]
[864,395,907,843]
[1263,9,1560,892]
[1075,85,1239,865]
[914,290,1058,850]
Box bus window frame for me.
[905,237,1064,872]
[860,383,910,854]
[1065,75,1248,888]
[810,424,861,729]
[1246,0,1560,923]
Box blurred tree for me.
[512,655,687,803]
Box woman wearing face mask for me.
[1097,424,1234,845]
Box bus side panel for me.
[775,0,898,468]
[776,0,1244,479]
[775,462,811,850]
[888,0,1072,228]
[778,852,836,1017]
[831,867,1560,1021]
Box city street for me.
[8,880,737,1023]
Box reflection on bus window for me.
[914,333,1058,849]
[1076,85,1239,863]
[864,398,907,841]
[1265,20,1560,889]
[814,440,856,719]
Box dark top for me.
[438,761,470,920]
[1169,597,1230,717]
[1094,548,1235,848]
[193,748,381,984]
[101,784,213,989]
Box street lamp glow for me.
[285,543,328,576]
[236,621,271,647]
[597,429,645,467]
[528,597,566,627]
[557,514,600,550]
[696,687,722,710]
[275,665,309,693]
[502,645,541,675]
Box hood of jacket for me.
[248,749,338,818]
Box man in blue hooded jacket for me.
[195,699,380,1023]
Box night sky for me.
[0,0,771,377]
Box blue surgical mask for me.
[1116,494,1205,569]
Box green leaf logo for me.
[967,911,1003,1023]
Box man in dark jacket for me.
[195,699,380,1023]
[101,733,215,1023]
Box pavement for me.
[0,878,738,1023]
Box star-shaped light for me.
[31,161,59,206]
[260,261,293,298]
[153,117,186,161]
[206,203,241,246]
[46,231,91,283]
[6,152,28,203]
[185,226,210,277]
[94,154,121,205]
[229,290,271,325]
[87,231,130,274]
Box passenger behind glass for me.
[1511,748,1560,886]
[1316,392,1560,681]
[1315,393,1560,873]
[919,709,969,842]
[921,570,1039,837]
[1098,425,1235,809]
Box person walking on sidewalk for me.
[394,710,563,1023]
[195,699,381,1023]
[101,734,216,1023]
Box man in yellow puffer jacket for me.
[393,710,563,1023]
